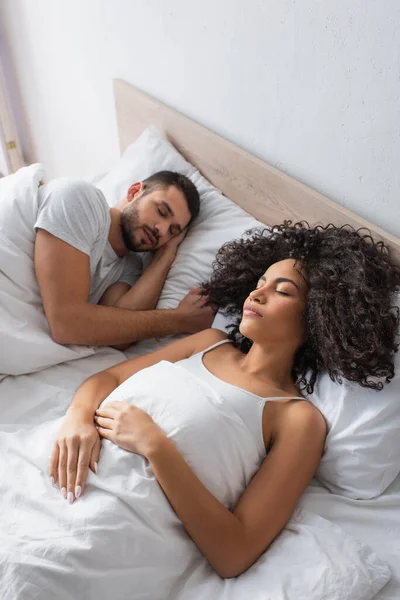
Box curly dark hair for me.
[202,222,400,394]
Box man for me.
[34,170,214,348]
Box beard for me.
[120,201,158,252]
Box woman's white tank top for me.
[177,339,304,454]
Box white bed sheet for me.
[299,477,400,600]
[0,343,398,599]
[0,346,126,430]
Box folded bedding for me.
[0,361,390,600]
[0,164,96,377]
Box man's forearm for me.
[50,304,186,346]
[116,251,174,311]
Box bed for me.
[0,78,399,600]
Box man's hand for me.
[154,228,188,262]
[49,410,101,504]
[175,288,215,333]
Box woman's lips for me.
[243,305,262,317]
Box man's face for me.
[120,184,191,252]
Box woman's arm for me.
[70,327,226,416]
[96,400,326,578]
[49,371,120,502]
[50,328,226,503]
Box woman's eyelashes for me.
[254,283,291,297]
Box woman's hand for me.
[95,401,163,457]
[49,409,101,503]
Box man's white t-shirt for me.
[34,179,142,304]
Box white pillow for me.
[304,319,400,500]
[96,125,198,208]
[96,125,265,310]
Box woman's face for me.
[239,259,308,348]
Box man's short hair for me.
[141,171,200,222]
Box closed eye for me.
[276,290,290,296]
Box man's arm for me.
[99,236,182,311]
[34,230,213,346]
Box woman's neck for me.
[238,342,296,391]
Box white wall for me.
[0,140,8,177]
[1,0,399,236]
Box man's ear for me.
[126,182,144,202]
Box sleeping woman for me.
[1,223,399,598]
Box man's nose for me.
[155,222,169,238]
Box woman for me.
[48,223,399,578]
[1,223,398,598]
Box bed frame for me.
[114,78,400,265]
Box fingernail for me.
[50,476,55,487]
[94,462,98,474]
[75,485,82,499]
[67,492,74,504]
[61,487,67,499]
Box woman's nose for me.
[250,289,266,304]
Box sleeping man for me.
[0,167,214,374]
[33,170,213,347]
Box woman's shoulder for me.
[263,396,326,452]
[189,328,230,356]
[282,399,327,440]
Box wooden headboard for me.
[113,78,400,265]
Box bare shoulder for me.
[109,328,228,385]
[280,399,327,444]
[189,328,229,356]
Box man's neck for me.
[108,208,128,257]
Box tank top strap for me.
[265,396,305,402]
[201,338,233,356]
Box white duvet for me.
[0,361,390,600]
[0,164,96,377]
